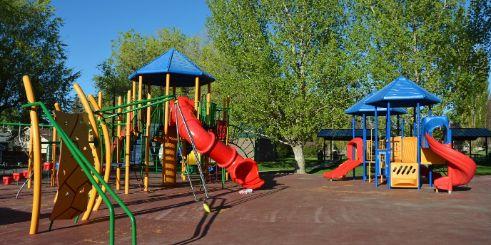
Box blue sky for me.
[52,0,210,95]
[53,1,490,96]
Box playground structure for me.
[5,48,264,244]
[323,76,477,193]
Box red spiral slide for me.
[323,138,363,180]
[169,96,264,190]
[425,133,476,192]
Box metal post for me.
[386,102,391,189]
[413,106,416,136]
[416,103,421,190]
[352,115,356,179]
[374,107,379,187]
[362,114,367,181]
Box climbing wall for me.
[50,112,94,220]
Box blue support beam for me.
[416,103,421,190]
[374,107,379,187]
[386,102,391,189]
[362,114,367,181]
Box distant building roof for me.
[128,48,215,87]
[317,129,374,140]
[345,91,407,116]
[365,76,441,107]
[452,128,491,140]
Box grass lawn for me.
[258,156,491,176]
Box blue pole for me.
[374,108,379,187]
[413,106,416,136]
[386,102,391,189]
[362,113,367,181]
[352,115,356,179]
[416,103,421,190]
[397,114,400,136]
[402,118,405,138]
[352,116,355,139]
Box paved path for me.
[1,173,491,244]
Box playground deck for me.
[1,173,491,244]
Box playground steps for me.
[390,162,419,188]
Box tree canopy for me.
[93,0,490,172]
[0,0,79,121]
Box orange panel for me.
[50,112,93,221]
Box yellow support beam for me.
[144,92,151,191]
[116,96,122,190]
[125,90,131,194]
[22,75,41,235]
[87,95,112,211]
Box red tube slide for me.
[169,96,264,190]
[425,134,476,192]
[323,138,363,180]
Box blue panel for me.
[421,116,451,148]
[345,91,407,116]
[365,76,441,107]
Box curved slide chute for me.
[323,138,363,180]
[170,97,264,190]
[425,133,476,191]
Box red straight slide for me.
[425,134,476,192]
[324,138,363,180]
[169,96,264,190]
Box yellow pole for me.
[162,74,170,183]
[52,103,61,202]
[132,81,137,132]
[73,83,102,221]
[97,91,102,108]
[194,77,200,112]
[27,131,32,189]
[224,97,230,181]
[50,103,61,187]
[87,95,112,211]
[138,76,143,131]
[116,96,122,190]
[206,83,211,116]
[125,90,131,194]
[144,93,151,191]
[22,75,41,235]
[164,74,170,136]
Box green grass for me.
[258,157,320,172]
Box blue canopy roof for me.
[128,48,215,87]
[365,76,441,107]
[345,92,407,116]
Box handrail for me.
[96,94,175,113]
[22,101,137,245]
[102,96,175,120]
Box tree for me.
[208,0,354,173]
[347,0,489,127]
[94,28,216,103]
[0,0,79,121]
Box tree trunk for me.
[292,144,306,174]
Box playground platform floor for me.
[1,172,491,245]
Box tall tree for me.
[0,0,79,121]
[208,0,354,173]
[94,28,215,101]
[348,0,489,127]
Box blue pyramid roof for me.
[365,76,441,107]
[345,91,407,116]
[128,48,215,87]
